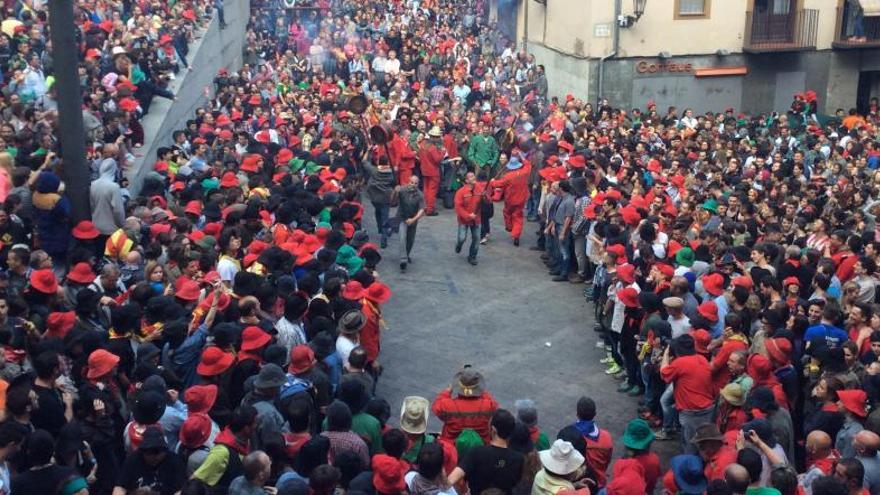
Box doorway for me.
[752,0,797,42]
[857,71,879,115]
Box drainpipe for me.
[597,0,621,105]
[522,0,528,53]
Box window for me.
[675,0,711,18]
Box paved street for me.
[365,201,645,454]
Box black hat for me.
[133,391,166,425]
[138,426,168,451]
[254,363,287,389]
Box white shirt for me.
[275,317,307,353]
[669,315,691,339]
[336,335,358,366]
[384,58,401,76]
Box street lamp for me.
[633,0,647,19]
[618,0,647,28]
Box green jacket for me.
[467,135,499,169]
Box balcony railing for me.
[833,6,880,49]
[743,9,819,53]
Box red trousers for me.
[398,168,413,186]
[503,202,525,239]
[423,175,440,213]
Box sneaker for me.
[599,356,613,364]
[604,363,621,375]
[568,274,584,283]
[596,341,607,349]
[468,257,478,266]
[400,262,407,271]
[426,211,439,216]
[540,253,550,260]
[627,386,644,397]
[380,239,388,249]
[653,429,675,441]
[455,240,463,253]
[552,275,567,282]
[480,235,489,245]
[513,238,520,246]
[617,382,632,393]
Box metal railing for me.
[833,6,880,48]
[743,9,818,52]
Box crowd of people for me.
[0,0,879,491]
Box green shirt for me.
[467,135,499,168]
[746,488,782,495]
[402,434,435,463]
[192,444,234,486]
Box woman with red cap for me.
[229,326,272,405]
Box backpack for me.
[280,374,313,400]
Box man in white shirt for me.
[663,297,691,338]
[385,50,401,77]
[335,309,365,366]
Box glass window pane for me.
[679,0,706,15]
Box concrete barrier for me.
[127,0,251,195]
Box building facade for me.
[509,0,880,114]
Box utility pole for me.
[48,0,90,222]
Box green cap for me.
[676,247,695,267]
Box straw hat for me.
[399,396,429,435]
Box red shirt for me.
[660,354,715,410]
[489,161,532,206]
[431,390,499,443]
[632,451,661,494]
[454,183,484,225]
[710,339,748,394]
[584,429,614,488]
[704,445,738,481]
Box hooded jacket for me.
[32,171,71,256]
[90,158,125,235]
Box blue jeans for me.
[526,187,539,218]
[680,406,715,454]
[457,224,479,260]
[556,224,573,275]
[661,384,678,430]
[546,228,560,272]
[372,202,390,245]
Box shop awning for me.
[861,0,880,17]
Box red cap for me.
[87,349,120,379]
[617,263,636,284]
[567,155,586,169]
[616,287,639,308]
[698,301,719,322]
[732,276,754,291]
[365,282,391,304]
[371,455,407,494]
[179,413,212,449]
[220,171,239,188]
[783,276,800,288]
[691,329,711,354]
[30,269,58,294]
[72,220,101,240]
[176,280,202,302]
[838,389,868,418]
[67,262,96,284]
[197,347,235,376]
[289,345,317,374]
[240,326,271,351]
[342,281,366,301]
[765,337,792,366]
[702,273,725,297]
[46,311,76,339]
[184,200,203,216]
[184,384,218,414]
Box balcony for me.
[743,9,819,53]
[833,6,880,49]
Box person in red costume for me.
[454,171,485,265]
[388,130,416,186]
[418,126,446,216]
[489,150,531,246]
